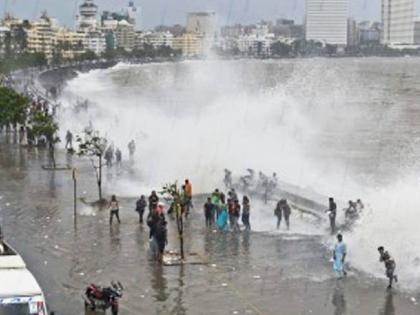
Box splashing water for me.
[58,58,420,290]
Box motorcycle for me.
[83,282,123,315]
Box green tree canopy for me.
[0,86,29,126]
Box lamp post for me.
[72,168,77,228]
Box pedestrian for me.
[135,195,147,224]
[224,169,232,189]
[148,191,159,213]
[115,148,122,168]
[274,200,282,229]
[184,179,193,210]
[378,246,398,288]
[228,188,238,203]
[147,206,161,256]
[232,199,241,232]
[326,197,337,234]
[128,139,136,158]
[109,195,121,224]
[211,189,222,219]
[333,234,347,279]
[204,197,214,227]
[65,130,73,150]
[282,199,291,230]
[217,204,229,231]
[155,220,168,263]
[356,199,364,212]
[242,196,251,230]
[104,146,114,167]
[156,203,166,218]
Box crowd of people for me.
[101,140,136,170]
[326,197,364,234]
[127,184,396,288]
[224,168,279,203]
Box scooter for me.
[83,282,123,315]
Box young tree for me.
[31,113,60,167]
[162,182,185,260]
[0,87,29,130]
[76,129,108,202]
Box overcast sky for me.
[1,0,419,29]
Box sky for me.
[1,0,419,30]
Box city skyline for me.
[1,0,420,29]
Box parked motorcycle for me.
[83,282,123,315]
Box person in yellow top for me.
[184,179,193,216]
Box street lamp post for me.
[72,168,77,228]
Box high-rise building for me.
[414,18,420,44]
[78,0,98,32]
[186,12,218,52]
[2,16,30,55]
[347,18,359,47]
[0,26,10,57]
[127,1,138,29]
[186,12,217,36]
[382,0,415,45]
[358,21,382,45]
[114,20,136,51]
[305,0,349,46]
[27,14,56,60]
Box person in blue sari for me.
[333,234,347,278]
[217,204,229,231]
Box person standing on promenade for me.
[109,195,121,224]
[242,196,251,230]
[135,195,147,224]
[378,246,398,289]
[333,234,347,279]
[326,197,337,234]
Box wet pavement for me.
[0,134,419,315]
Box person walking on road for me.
[109,195,121,224]
[135,195,147,224]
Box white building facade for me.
[78,0,98,32]
[0,26,10,57]
[305,0,349,46]
[382,0,415,45]
[84,31,106,55]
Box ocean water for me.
[58,57,420,291]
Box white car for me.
[0,242,51,315]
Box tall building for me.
[127,1,138,29]
[305,0,349,46]
[26,14,56,60]
[359,21,382,45]
[78,0,98,32]
[186,12,218,52]
[115,20,136,51]
[84,31,106,55]
[173,33,203,56]
[414,18,420,44]
[2,16,30,55]
[0,26,10,57]
[347,18,359,47]
[382,0,415,45]
[53,28,85,59]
